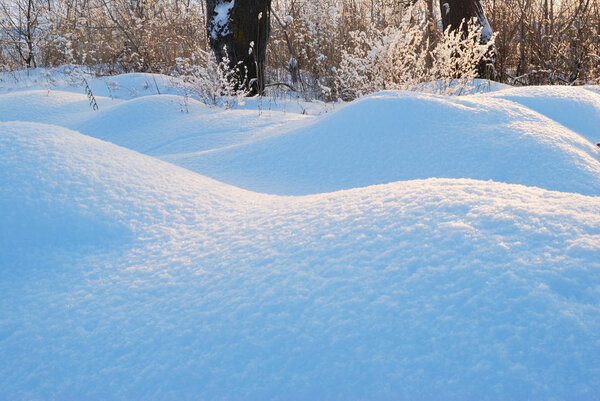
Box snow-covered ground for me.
[1,69,599,400]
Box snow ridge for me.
[1,72,600,400]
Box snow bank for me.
[173,90,600,195]
[0,120,248,259]
[489,85,600,145]
[0,69,177,100]
[1,120,599,400]
[2,73,600,400]
[71,95,310,155]
[0,89,114,126]
[0,122,129,255]
[5,73,597,198]
[0,89,313,156]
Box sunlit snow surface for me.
[1,70,599,400]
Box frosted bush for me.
[335,1,495,99]
[428,23,495,94]
[174,49,249,109]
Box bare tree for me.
[0,0,42,68]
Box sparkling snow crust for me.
[1,71,599,400]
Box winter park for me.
[1,0,600,400]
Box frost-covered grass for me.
[1,70,599,400]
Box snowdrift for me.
[0,122,129,254]
[0,89,312,157]
[488,85,600,145]
[0,120,247,257]
[169,90,600,195]
[1,73,600,400]
[1,120,600,400]
[71,94,310,155]
[2,76,600,197]
[0,89,109,126]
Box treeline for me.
[1,0,599,99]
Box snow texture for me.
[210,0,235,39]
[167,90,600,196]
[1,71,599,400]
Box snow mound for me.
[72,94,215,152]
[168,90,600,195]
[0,122,128,255]
[419,78,512,94]
[89,72,178,99]
[0,89,115,126]
[488,85,600,144]
[2,73,600,399]
[0,121,244,258]
[0,69,175,100]
[6,74,597,198]
[71,94,310,155]
[1,121,600,400]
[0,89,313,157]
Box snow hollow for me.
[1,70,599,400]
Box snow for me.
[488,85,600,145]
[210,0,235,39]
[1,70,599,400]
[173,90,600,196]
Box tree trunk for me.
[440,1,491,36]
[206,0,272,96]
[439,0,494,78]
[425,0,437,69]
[25,0,37,68]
